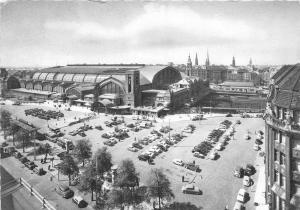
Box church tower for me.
[232,56,236,67]
[186,54,192,76]
[249,58,253,66]
[195,53,199,66]
[205,50,210,68]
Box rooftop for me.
[219,81,255,87]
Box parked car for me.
[25,161,37,170]
[234,166,244,178]
[55,184,74,198]
[236,188,248,203]
[253,144,260,151]
[245,164,255,176]
[128,147,138,152]
[243,176,251,187]
[255,139,263,145]
[184,162,201,172]
[225,113,233,117]
[181,184,201,195]
[132,142,143,149]
[215,143,223,151]
[233,201,245,210]
[209,152,217,160]
[172,159,184,166]
[236,120,241,124]
[138,154,153,163]
[20,157,29,164]
[33,167,46,176]
[72,195,87,208]
[193,152,205,159]
[244,134,251,140]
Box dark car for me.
[33,167,46,175]
[184,162,201,172]
[25,161,37,170]
[20,157,30,164]
[245,164,255,176]
[226,113,233,117]
[138,154,153,163]
[255,139,263,145]
[132,142,143,149]
[55,184,74,198]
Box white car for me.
[253,144,260,151]
[244,134,251,140]
[209,152,217,160]
[233,201,244,210]
[215,143,223,151]
[172,159,184,166]
[236,188,247,203]
[243,176,251,187]
[127,147,138,152]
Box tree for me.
[94,147,112,175]
[0,110,11,139]
[15,129,30,153]
[107,159,145,209]
[58,154,79,185]
[75,139,92,167]
[10,123,19,146]
[147,168,174,210]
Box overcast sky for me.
[0,1,300,67]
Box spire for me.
[195,53,198,66]
[188,53,192,64]
[205,50,210,67]
[232,56,236,67]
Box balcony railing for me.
[265,113,300,134]
[293,148,300,159]
[293,171,300,182]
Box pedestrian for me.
[182,175,184,182]
[48,165,51,171]
[41,158,43,164]
[224,205,229,210]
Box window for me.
[280,153,286,165]
[274,170,279,184]
[128,76,132,93]
[274,150,279,162]
[280,175,286,189]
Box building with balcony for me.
[265,63,300,210]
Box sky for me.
[0,1,300,67]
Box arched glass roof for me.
[83,74,98,83]
[62,74,74,82]
[72,74,85,83]
[95,75,110,83]
[54,73,65,81]
[39,73,48,80]
[32,72,41,80]
[45,73,56,81]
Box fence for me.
[19,177,56,210]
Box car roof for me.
[59,184,69,190]
[238,188,246,194]
[73,195,84,202]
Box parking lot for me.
[1,101,264,210]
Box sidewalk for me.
[1,156,94,210]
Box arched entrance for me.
[7,76,21,89]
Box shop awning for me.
[67,95,78,99]
[99,99,113,107]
